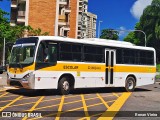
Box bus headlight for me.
[23,72,32,81]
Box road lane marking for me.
[98,92,131,120]
[7,97,61,108]
[0,89,6,92]
[81,94,90,120]
[29,97,116,119]
[33,98,81,111]
[0,92,8,98]
[56,96,65,120]
[112,93,119,98]
[0,99,13,103]
[0,94,19,98]
[22,96,44,120]
[9,94,114,110]
[0,93,114,109]
[79,113,103,120]
[30,99,116,120]
[3,86,18,89]
[6,93,120,120]
[34,104,59,111]
[0,96,23,111]
[64,94,80,98]
[87,102,108,108]
[35,107,85,119]
[0,96,38,103]
[65,100,115,120]
[97,93,110,108]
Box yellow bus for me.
[7,36,156,95]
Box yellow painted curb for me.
[98,92,131,120]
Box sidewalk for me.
[0,72,7,90]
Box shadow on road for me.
[5,87,151,97]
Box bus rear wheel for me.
[58,76,71,95]
[125,77,136,92]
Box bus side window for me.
[36,44,44,62]
[48,44,57,64]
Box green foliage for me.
[156,64,160,79]
[157,64,160,72]
[0,8,10,48]
[100,29,119,40]
[124,0,160,62]
[123,32,140,45]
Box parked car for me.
[0,66,4,74]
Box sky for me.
[0,0,153,39]
[88,0,152,39]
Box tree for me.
[124,22,144,45]
[124,0,160,62]
[138,0,160,62]
[0,8,11,63]
[124,32,140,45]
[9,25,49,38]
[100,29,119,40]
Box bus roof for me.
[25,36,155,51]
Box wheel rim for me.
[128,80,134,90]
[63,81,69,91]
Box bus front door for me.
[105,50,115,86]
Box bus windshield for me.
[10,45,35,65]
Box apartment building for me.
[86,12,97,38]
[10,0,96,39]
[77,0,88,39]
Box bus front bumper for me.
[7,78,31,89]
[7,73,35,89]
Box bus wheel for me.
[125,77,136,92]
[58,77,70,95]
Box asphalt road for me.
[114,82,160,120]
[0,87,127,120]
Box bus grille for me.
[10,81,23,87]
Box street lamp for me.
[108,29,147,47]
[130,30,147,47]
[98,21,103,38]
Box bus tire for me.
[58,76,71,95]
[125,77,136,92]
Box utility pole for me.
[98,21,103,38]
[2,38,5,67]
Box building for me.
[10,0,97,39]
[86,12,97,38]
[77,0,88,39]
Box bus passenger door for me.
[105,50,115,86]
